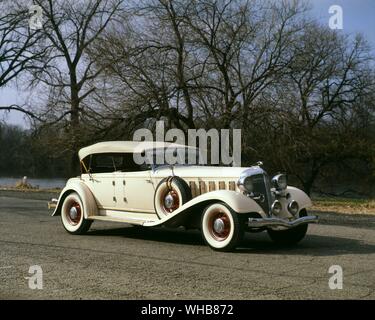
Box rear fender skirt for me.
[52,180,98,219]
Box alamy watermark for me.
[133,121,242,167]
[26,265,43,290]
[328,265,343,290]
[29,4,43,30]
[329,5,343,30]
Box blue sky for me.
[310,0,375,47]
[1,0,375,127]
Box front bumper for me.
[248,215,319,229]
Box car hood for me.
[152,165,262,179]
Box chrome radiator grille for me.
[251,173,272,216]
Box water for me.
[0,177,67,189]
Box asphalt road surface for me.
[0,195,374,300]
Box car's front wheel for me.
[267,209,309,246]
[61,192,92,235]
[201,203,243,252]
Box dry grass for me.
[312,197,375,215]
[0,187,61,194]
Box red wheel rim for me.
[208,211,231,241]
[66,201,82,226]
[161,189,180,214]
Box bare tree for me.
[26,0,374,194]
[90,0,306,131]
[87,0,197,134]
[0,0,45,118]
[27,0,124,171]
[248,24,375,195]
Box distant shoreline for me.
[0,177,67,190]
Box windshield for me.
[144,147,204,168]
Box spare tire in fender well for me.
[154,176,192,219]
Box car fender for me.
[187,190,265,214]
[145,190,266,227]
[52,179,98,219]
[286,186,312,210]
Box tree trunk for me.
[69,79,80,176]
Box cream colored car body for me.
[52,141,313,230]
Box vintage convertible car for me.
[52,141,318,251]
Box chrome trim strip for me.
[248,216,319,229]
[97,206,155,213]
[263,173,273,217]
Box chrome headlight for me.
[237,176,254,194]
[272,174,287,190]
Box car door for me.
[114,153,156,213]
[81,154,118,209]
[114,171,155,213]
[84,172,116,209]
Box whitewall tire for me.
[61,192,92,235]
[201,203,244,252]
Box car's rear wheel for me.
[267,209,308,246]
[154,176,192,218]
[201,203,244,252]
[61,192,92,235]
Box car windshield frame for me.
[144,146,205,170]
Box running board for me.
[89,215,158,225]
[89,211,159,226]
